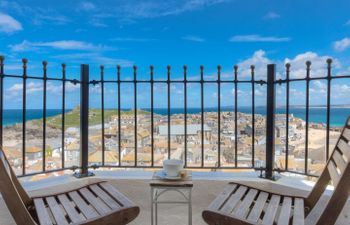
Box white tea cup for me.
[163,159,184,177]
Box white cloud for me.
[126,0,228,18]
[9,40,39,52]
[309,80,350,103]
[231,88,244,95]
[92,0,229,24]
[9,40,114,52]
[110,37,157,42]
[284,52,340,78]
[229,35,290,42]
[254,88,265,97]
[310,80,327,94]
[6,82,79,99]
[290,88,304,98]
[237,50,272,79]
[89,18,108,27]
[7,83,23,93]
[0,13,22,33]
[182,35,205,42]
[333,84,350,98]
[4,0,228,27]
[51,53,134,67]
[263,11,280,20]
[333,38,350,52]
[32,14,70,25]
[232,50,341,80]
[81,2,96,11]
[0,1,69,26]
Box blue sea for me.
[2,106,350,128]
[2,109,70,127]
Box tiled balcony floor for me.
[1,171,349,225]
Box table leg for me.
[188,189,192,225]
[151,187,154,225]
[155,191,158,225]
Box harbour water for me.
[2,106,350,127]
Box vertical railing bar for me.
[285,63,290,171]
[133,65,137,166]
[0,56,4,149]
[184,65,188,167]
[251,65,255,167]
[200,66,204,167]
[22,58,27,175]
[42,61,47,172]
[217,65,221,168]
[79,64,90,176]
[305,61,311,175]
[266,64,276,179]
[61,64,66,169]
[150,66,154,167]
[100,65,105,166]
[234,65,238,168]
[117,65,121,166]
[167,65,171,159]
[326,59,332,160]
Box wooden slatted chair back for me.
[0,148,36,225]
[306,116,350,225]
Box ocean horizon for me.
[2,106,350,128]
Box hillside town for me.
[2,110,342,176]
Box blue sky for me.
[1,0,350,109]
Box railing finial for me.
[133,65,137,80]
[250,65,255,80]
[167,65,171,80]
[0,55,4,74]
[22,58,28,68]
[200,65,204,73]
[285,63,291,79]
[117,65,121,80]
[42,61,48,78]
[42,60,48,68]
[234,65,238,71]
[306,61,311,68]
[150,65,154,80]
[326,58,332,79]
[183,65,187,80]
[61,63,66,79]
[100,65,104,81]
[250,65,255,76]
[327,58,332,66]
[217,65,221,80]
[200,65,204,80]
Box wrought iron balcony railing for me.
[0,55,349,179]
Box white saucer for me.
[156,170,182,180]
[164,175,182,180]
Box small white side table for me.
[150,171,193,225]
